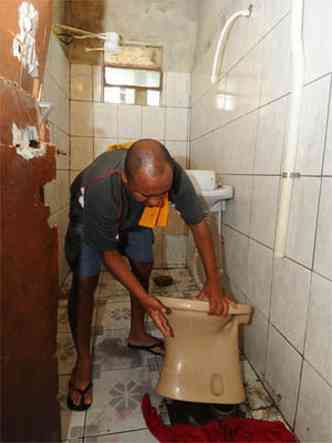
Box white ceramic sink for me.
[185,169,234,210]
[200,186,233,208]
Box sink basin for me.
[185,169,233,210]
[201,186,233,208]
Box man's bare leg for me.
[68,274,99,407]
[127,260,160,346]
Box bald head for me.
[123,139,174,206]
[125,139,173,183]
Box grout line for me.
[311,75,332,271]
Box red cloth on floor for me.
[142,394,298,443]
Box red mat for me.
[142,394,298,442]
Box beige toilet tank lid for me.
[157,296,252,315]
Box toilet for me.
[155,296,252,404]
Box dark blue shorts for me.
[67,226,154,278]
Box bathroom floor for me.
[57,268,286,442]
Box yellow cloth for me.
[108,141,169,228]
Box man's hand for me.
[140,295,174,337]
[195,280,232,316]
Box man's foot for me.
[67,361,93,411]
[127,334,164,356]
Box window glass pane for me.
[104,87,135,104]
[147,90,160,107]
[105,67,161,88]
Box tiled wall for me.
[70,65,191,267]
[190,1,332,441]
[42,34,70,285]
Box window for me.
[103,46,163,106]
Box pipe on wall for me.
[211,5,253,84]
[274,0,305,257]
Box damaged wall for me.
[65,0,199,72]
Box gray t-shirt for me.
[69,149,206,252]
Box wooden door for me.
[0,1,61,440]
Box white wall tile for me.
[244,306,268,379]
[250,176,280,248]
[190,101,203,140]
[94,103,118,138]
[304,0,332,83]
[166,108,189,141]
[265,325,302,425]
[271,258,311,352]
[223,226,249,295]
[70,101,93,137]
[222,112,258,174]
[286,178,321,268]
[118,105,142,139]
[263,0,291,35]
[56,170,70,211]
[44,74,69,134]
[165,141,188,168]
[213,127,227,173]
[142,107,165,140]
[254,97,288,174]
[190,135,215,170]
[55,128,69,170]
[71,137,94,171]
[46,35,69,97]
[305,273,332,385]
[223,175,253,235]
[260,16,291,106]
[166,72,191,107]
[295,76,330,175]
[323,88,332,175]
[70,64,92,101]
[224,43,263,121]
[295,362,332,443]
[94,138,117,159]
[164,235,187,267]
[93,65,103,102]
[247,240,273,317]
[314,178,332,280]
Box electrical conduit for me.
[274,0,305,257]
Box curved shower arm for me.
[211,5,253,84]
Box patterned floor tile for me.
[95,300,131,331]
[93,330,164,377]
[57,333,77,376]
[85,367,163,437]
[242,360,261,386]
[58,304,98,335]
[242,360,274,410]
[246,381,274,410]
[62,273,73,296]
[58,375,86,441]
[251,406,286,423]
[85,429,158,442]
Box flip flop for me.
[67,381,93,411]
[128,340,165,356]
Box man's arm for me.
[103,250,173,336]
[189,219,230,315]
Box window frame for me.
[103,63,163,93]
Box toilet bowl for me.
[155,296,252,404]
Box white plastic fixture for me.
[185,169,234,289]
[103,32,121,55]
[274,0,304,258]
[211,5,253,84]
